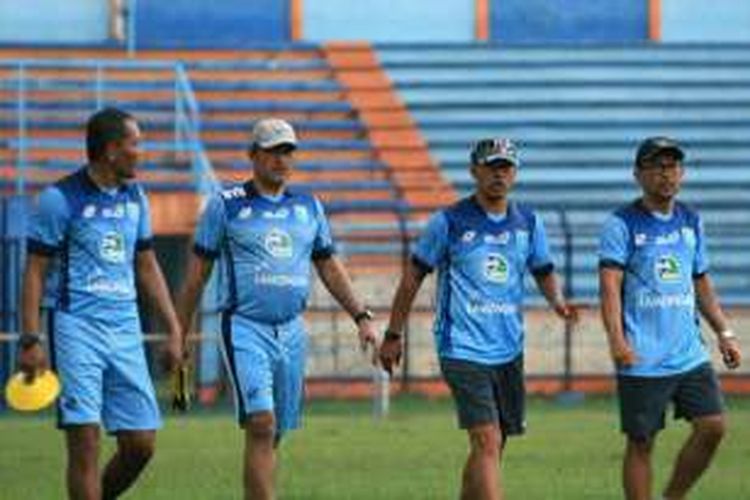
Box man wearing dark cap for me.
[599,136,742,500]
[379,138,576,499]
[176,118,377,499]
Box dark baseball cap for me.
[470,138,519,167]
[635,136,684,166]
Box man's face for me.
[250,143,296,186]
[107,119,141,182]
[635,152,684,202]
[471,160,516,201]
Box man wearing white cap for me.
[177,118,377,499]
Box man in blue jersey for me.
[17,107,184,500]
[599,136,742,500]
[379,138,576,500]
[176,118,377,500]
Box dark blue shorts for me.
[617,362,724,441]
[440,355,525,436]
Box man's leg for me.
[65,424,101,500]
[460,423,502,500]
[244,411,277,500]
[101,430,156,500]
[623,436,655,500]
[662,414,725,500]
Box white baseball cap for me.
[251,118,298,149]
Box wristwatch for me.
[353,309,374,325]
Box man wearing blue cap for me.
[599,137,742,500]
[379,138,576,499]
[176,118,377,500]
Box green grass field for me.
[1,396,749,499]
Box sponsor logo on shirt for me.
[254,273,307,287]
[262,208,289,219]
[634,233,647,246]
[264,228,293,259]
[221,186,245,200]
[655,254,681,282]
[637,292,693,309]
[466,301,518,315]
[461,231,476,243]
[100,232,126,263]
[82,204,97,218]
[484,232,510,245]
[484,253,509,283]
[655,231,680,245]
[238,207,253,220]
[86,275,130,296]
[101,204,126,219]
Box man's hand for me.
[161,330,184,374]
[610,341,636,368]
[378,332,403,375]
[718,334,741,370]
[356,320,378,364]
[554,302,579,324]
[16,335,47,383]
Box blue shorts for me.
[220,313,307,437]
[48,310,161,432]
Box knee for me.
[246,412,276,444]
[694,416,725,445]
[627,436,654,457]
[119,433,155,468]
[468,426,501,460]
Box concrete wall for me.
[303,0,474,42]
[0,0,108,43]
[662,0,750,42]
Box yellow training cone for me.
[5,370,61,412]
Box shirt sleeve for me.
[599,214,629,269]
[135,186,153,251]
[311,197,336,260]
[527,212,554,275]
[192,194,226,260]
[26,186,70,256]
[693,216,709,277]
[411,211,449,273]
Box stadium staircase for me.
[377,44,750,303]
[0,45,454,264]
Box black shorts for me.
[440,355,525,436]
[617,362,724,441]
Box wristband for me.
[719,330,737,340]
[353,309,374,325]
[384,330,402,341]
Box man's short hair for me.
[86,107,135,162]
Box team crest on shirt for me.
[264,228,293,259]
[655,254,681,282]
[100,232,126,263]
[293,205,309,223]
[484,253,509,283]
[681,227,696,248]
